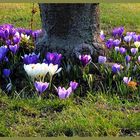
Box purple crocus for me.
[25,29,32,36]
[112,27,124,37]
[6,39,12,46]
[9,44,19,54]
[57,86,72,99]
[126,32,136,36]
[119,47,126,54]
[32,29,43,40]
[3,69,11,77]
[98,56,107,64]
[79,54,92,67]
[106,39,114,49]
[0,45,8,62]
[100,30,105,41]
[130,48,138,55]
[70,81,78,91]
[22,53,40,64]
[125,55,131,63]
[112,63,121,73]
[44,52,62,65]
[34,81,49,94]
[123,77,131,84]
[13,36,20,44]
[124,35,132,42]
[138,56,140,63]
[132,35,140,42]
[113,39,121,46]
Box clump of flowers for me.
[98,26,140,95]
[0,23,140,100]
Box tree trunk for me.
[36,4,101,60]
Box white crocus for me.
[24,63,49,81]
[100,30,104,35]
[21,33,30,40]
[48,63,62,76]
[134,41,140,48]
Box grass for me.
[0,3,140,137]
[0,92,140,137]
[0,3,140,32]
[0,3,41,30]
[100,3,140,33]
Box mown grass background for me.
[0,3,140,137]
[0,3,140,32]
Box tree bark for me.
[36,4,101,59]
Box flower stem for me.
[49,76,53,90]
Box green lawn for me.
[0,92,140,137]
[0,3,140,32]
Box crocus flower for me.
[113,39,121,46]
[126,32,136,36]
[25,29,32,36]
[32,29,42,40]
[9,44,19,54]
[34,81,49,94]
[21,33,30,40]
[112,63,121,73]
[123,77,131,84]
[127,81,137,90]
[3,69,11,77]
[125,55,131,63]
[6,39,12,45]
[138,56,140,63]
[79,54,92,67]
[24,63,49,79]
[124,35,132,42]
[22,53,40,64]
[114,46,120,52]
[134,41,140,48]
[100,30,105,41]
[13,36,20,44]
[44,52,62,65]
[70,81,78,91]
[48,63,62,77]
[57,86,72,99]
[133,35,139,42]
[119,47,126,54]
[106,39,114,49]
[112,27,124,37]
[130,48,138,55]
[98,56,107,64]
[0,45,8,62]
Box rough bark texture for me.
[36,4,102,60]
